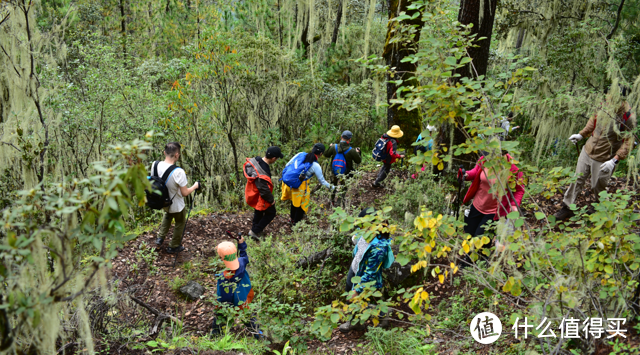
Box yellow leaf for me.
[463,243,470,253]
[449,111,456,118]
[428,218,437,229]
[424,245,432,253]
[438,162,444,171]
[438,274,445,284]
[372,317,379,326]
[421,291,429,300]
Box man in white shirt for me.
[153,142,200,253]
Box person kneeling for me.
[211,237,263,339]
[339,208,395,332]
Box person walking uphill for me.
[243,147,284,240]
[212,237,263,339]
[281,143,335,225]
[153,142,200,253]
[324,130,362,205]
[554,98,637,220]
[372,125,405,188]
[339,207,395,332]
[461,153,525,262]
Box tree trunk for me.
[330,2,343,46]
[443,0,498,170]
[382,0,424,151]
[119,0,127,60]
[454,0,497,80]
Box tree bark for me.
[441,0,498,170]
[382,0,424,150]
[330,2,343,46]
[455,0,497,80]
[119,0,127,60]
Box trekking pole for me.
[454,165,465,219]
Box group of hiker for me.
[146,90,636,337]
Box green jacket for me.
[324,141,362,175]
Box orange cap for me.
[217,241,239,270]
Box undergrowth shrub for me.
[385,172,452,223]
[364,327,436,355]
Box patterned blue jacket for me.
[351,236,394,293]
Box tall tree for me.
[444,0,498,168]
[455,0,498,79]
[382,0,424,149]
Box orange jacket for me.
[243,158,274,211]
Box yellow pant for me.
[281,181,310,213]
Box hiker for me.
[498,112,519,141]
[243,147,284,239]
[372,125,405,188]
[461,153,525,262]
[153,142,200,253]
[211,236,263,339]
[412,125,436,179]
[323,130,362,205]
[554,96,637,220]
[281,143,335,224]
[339,207,395,332]
[413,125,436,155]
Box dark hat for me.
[265,146,284,159]
[311,143,326,155]
[341,130,353,140]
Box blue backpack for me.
[372,137,389,162]
[332,147,352,175]
[281,153,313,189]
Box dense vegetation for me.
[1,0,640,354]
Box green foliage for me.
[0,134,153,353]
[364,327,436,355]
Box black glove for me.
[196,181,204,192]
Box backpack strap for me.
[161,164,179,183]
[344,147,352,155]
[152,161,159,177]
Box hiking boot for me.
[211,319,222,336]
[554,205,574,221]
[459,254,473,269]
[378,318,390,328]
[155,237,164,246]
[248,230,261,241]
[338,321,366,333]
[372,182,383,188]
[166,245,185,254]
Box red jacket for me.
[382,134,403,164]
[243,158,273,211]
[463,155,525,220]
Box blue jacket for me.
[216,241,252,307]
[286,152,333,189]
[351,236,394,293]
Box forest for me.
[1,0,640,353]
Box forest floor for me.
[106,170,640,354]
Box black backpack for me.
[146,161,180,210]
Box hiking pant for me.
[563,146,614,207]
[290,202,306,224]
[331,173,353,206]
[345,267,356,292]
[158,208,187,248]
[374,162,392,185]
[252,205,276,234]
[464,204,495,256]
